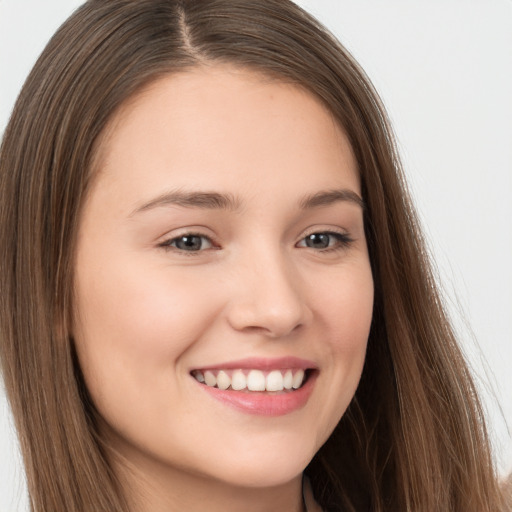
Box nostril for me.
[240,322,303,336]
[227,302,310,338]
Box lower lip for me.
[196,372,317,416]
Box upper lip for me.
[191,356,317,372]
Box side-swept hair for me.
[0,1,504,510]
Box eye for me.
[297,231,352,250]
[160,234,213,252]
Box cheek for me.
[336,268,373,378]
[72,258,217,404]
[316,261,374,351]
[307,262,373,436]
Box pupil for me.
[306,233,330,249]
[177,236,202,251]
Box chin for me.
[204,445,315,489]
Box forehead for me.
[92,65,359,204]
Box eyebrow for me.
[130,187,364,216]
[299,189,365,210]
[131,190,242,216]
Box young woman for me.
[0,1,507,511]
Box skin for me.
[73,66,374,512]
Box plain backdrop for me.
[1,1,511,510]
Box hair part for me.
[0,1,504,510]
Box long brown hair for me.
[0,0,504,510]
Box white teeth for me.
[204,370,217,387]
[266,370,284,392]
[247,370,266,391]
[231,370,247,390]
[193,368,308,392]
[283,370,293,390]
[292,369,305,389]
[216,370,230,390]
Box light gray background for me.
[1,1,511,510]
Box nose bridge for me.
[227,241,310,337]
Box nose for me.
[225,250,312,338]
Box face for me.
[73,66,373,495]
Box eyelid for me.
[300,226,349,238]
[156,226,354,254]
[158,230,218,253]
[296,228,354,250]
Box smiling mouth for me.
[191,368,311,393]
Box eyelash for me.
[158,232,216,254]
[158,230,354,255]
[298,230,354,252]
